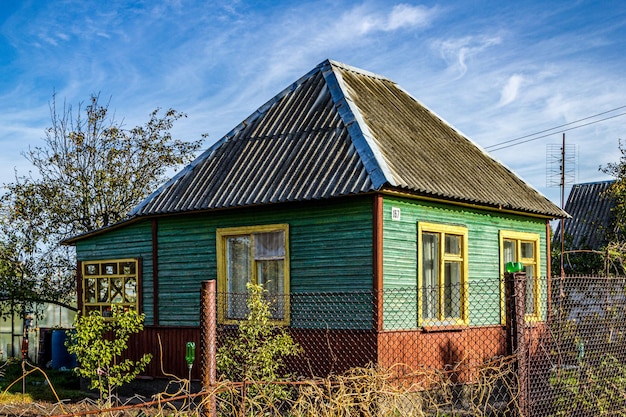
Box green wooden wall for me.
[75,196,374,327]
[381,196,549,330]
[74,194,551,331]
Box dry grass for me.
[0,357,519,416]
[288,357,519,417]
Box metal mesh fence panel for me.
[528,275,626,417]
[15,276,626,416]
[196,276,626,416]
[211,279,520,415]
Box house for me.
[553,180,617,274]
[63,59,567,379]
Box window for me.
[82,258,139,317]
[418,222,468,326]
[216,224,290,324]
[499,231,541,320]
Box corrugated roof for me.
[130,59,566,218]
[554,180,616,249]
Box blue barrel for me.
[51,329,77,369]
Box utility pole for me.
[560,133,565,278]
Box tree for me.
[551,232,607,276]
[0,93,205,314]
[602,139,626,243]
[0,181,74,324]
[598,139,626,274]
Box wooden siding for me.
[381,196,548,329]
[125,326,201,380]
[125,326,376,379]
[157,217,214,326]
[264,328,377,377]
[117,320,511,381]
[289,291,374,330]
[77,196,374,327]
[75,220,156,324]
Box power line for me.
[484,105,626,152]
[487,111,626,152]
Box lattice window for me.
[82,259,139,317]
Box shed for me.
[554,180,616,250]
[553,180,617,274]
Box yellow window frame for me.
[417,222,469,326]
[499,230,541,322]
[216,224,290,325]
[82,258,139,317]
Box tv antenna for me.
[546,134,578,204]
[547,133,578,276]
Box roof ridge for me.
[323,62,394,189]
[132,59,393,216]
[127,59,567,220]
[327,59,391,81]
[573,179,616,186]
[389,79,560,213]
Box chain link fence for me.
[4,276,622,416]
[198,276,626,416]
[527,275,626,416]
[203,278,520,415]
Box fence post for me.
[505,272,529,416]
[200,280,217,417]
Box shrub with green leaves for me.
[217,282,301,414]
[66,306,152,404]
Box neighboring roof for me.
[554,180,616,249]
[130,59,565,219]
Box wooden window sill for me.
[421,324,468,333]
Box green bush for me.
[217,282,301,415]
[66,306,152,405]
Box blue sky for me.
[1,0,625,207]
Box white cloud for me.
[383,3,435,31]
[498,74,524,107]
[38,33,59,46]
[202,2,440,116]
[433,35,502,79]
[1,0,624,207]
[341,3,435,36]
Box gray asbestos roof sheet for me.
[130,59,567,219]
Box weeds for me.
[0,358,520,417]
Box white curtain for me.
[254,231,285,258]
[226,236,250,319]
[422,233,439,320]
[255,231,285,319]
[503,240,515,264]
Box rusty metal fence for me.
[197,276,626,416]
[200,278,518,416]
